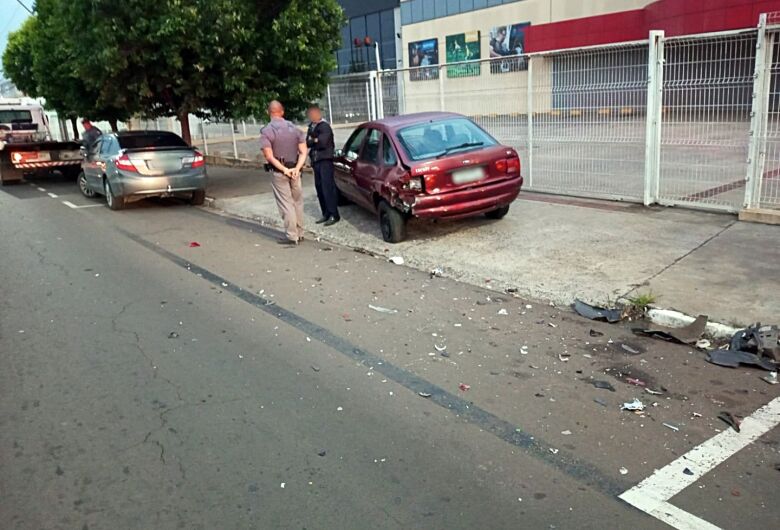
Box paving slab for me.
[207,168,779,326]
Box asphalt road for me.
[1,173,778,530]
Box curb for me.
[646,308,739,341]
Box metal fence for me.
[321,14,780,213]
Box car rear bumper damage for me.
[410,176,523,219]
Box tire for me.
[378,200,407,243]
[77,172,96,198]
[485,205,510,220]
[104,179,126,210]
[190,189,206,205]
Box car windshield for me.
[118,133,188,149]
[396,117,497,161]
[0,110,33,123]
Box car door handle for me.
[334,162,351,172]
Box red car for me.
[334,112,523,242]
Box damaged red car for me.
[333,112,523,243]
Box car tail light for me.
[507,156,520,174]
[115,154,138,172]
[184,151,205,168]
[401,172,424,191]
[494,159,507,173]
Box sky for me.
[0,0,32,79]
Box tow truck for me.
[0,98,82,185]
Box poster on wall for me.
[446,31,481,78]
[408,38,439,81]
[489,22,530,73]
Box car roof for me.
[112,130,181,137]
[366,112,466,132]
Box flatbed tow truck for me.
[0,98,82,185]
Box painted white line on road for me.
[47,192,59,198]
[37,187,47,192]
[62,201,103,209]
[619,396,780,529]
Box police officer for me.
[306,104,339,226]
[260,101,308,245]
[81,119,102,152]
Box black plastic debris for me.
[573,300,623,323]
[706,323,779,372]
[707,349,777,371]
[168,331,179,339]
[683,467,694,476]
[633,315,708,345]
[718,411,741,432]
[589,329,604,337]
[592,380,616,392]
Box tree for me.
[2,17,40,99]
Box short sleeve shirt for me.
[260,118,305,162]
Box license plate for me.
[148,161,181,171]
[451,166,484,184]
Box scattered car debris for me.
[368,304,398,314]
[592,380,616,392]
[310,365,321,372]
[561,430,572,436]
[167,331,179,339]
[497,308,508,315]
[317,450,327,457]
[695,339,711,350]
[593,397,608,407]
[434,344,447,352]
[707,348,777,372]
[388,256,404,265]
[548,322,558,328]
[626,377,646,387]
[558,353,570,362]
[621,344,641,355]
[549,448,559,455]
[683,468,694,476]
[731,323,779,361]
[662,422,680,432]
[762,372,778,385]
[622,398,645,411]
[188,241,201,247]
[619,467,628,475]
[589,329,604,337]
[573,300,624,323]
[645,388,663,395]
[429,267,443,278]
[458,383,471,392]
[717,411,741,432]
[418,392,432,398]
[633,315,708,345]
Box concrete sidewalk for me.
[206,167,779,326]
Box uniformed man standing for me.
[260,101,308,246]
[306,104,339,226]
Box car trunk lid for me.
[124,147,195,176]
[409,145,520,195]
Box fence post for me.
[230,120,238,159]
[644,31,665,206]
[526,56,534,189]
[375,71,385,119]
[745,14,772,210]
[242,120,247,137]
[438,66,445,111]
[326,84,334,124]
[200,117,208,155]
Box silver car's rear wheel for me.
[104,179,126,211]
[78,172,96,198]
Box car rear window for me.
[118,133,188,149]
[0,110,33,123]
[396,117,497,162]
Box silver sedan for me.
[78,130,207,210]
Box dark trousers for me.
[313,159,339,219]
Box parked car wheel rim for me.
[104,180,113,207]
[78,173,94,197]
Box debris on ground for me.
[310,365,321,372]
[561,430,572,436]
[717,411,741,432]
[589,329,604,337]
[368,304,398,314]
[188,241,201,247]
[633,314,708,344]
[573,300,624,323]
[388,256,404,265]
[593,398,608,407]
[683,468,694,476]
[458,383,471,391]
[317,450,327,457]
[762,372,778,385]
[429,267,443,278]
[619,467,628,475]
[167,331,179,339]
[645,388,663,395]
[592,380,616,392]
[418,392,432,398]
[626,377,646,387]
[662,422,680,432]
[621,343,640,355]
[622,398,645,411]
[706,323,779,371]
[497,308,508,315]
[695,339,711,349]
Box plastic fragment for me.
[418,392,432,398]
[592,380,616,392]
[619,467,628,475]
[368,304,397,314]
[497,308,508,315]
[622,398,645,411]
[458,383,470,391]
[762,372,778,385]
[718,411,741,432]
[663,423,680,432]
[388,256,404,265]
[188,241,201,247]
[626,377,646,387]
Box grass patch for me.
[628,292,657,311]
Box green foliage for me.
[628,291,657,310]
[2,17,39,98]
[3,0,345,137]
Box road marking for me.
[62,201,103,209]
[619,396,780,529]
[47,192,58,198]
[37,187,47,192]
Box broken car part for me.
[573,300,623,323]
[633,314,708,345]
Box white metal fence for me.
[321,14,780,213]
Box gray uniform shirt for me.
[260,118,305,164]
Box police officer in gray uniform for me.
[260,101,308,245]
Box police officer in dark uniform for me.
[306,104,339,226]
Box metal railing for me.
[322,15,780,213]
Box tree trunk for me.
[178,112,191,145]
[108,118,118,132]
[70,117,79,140]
